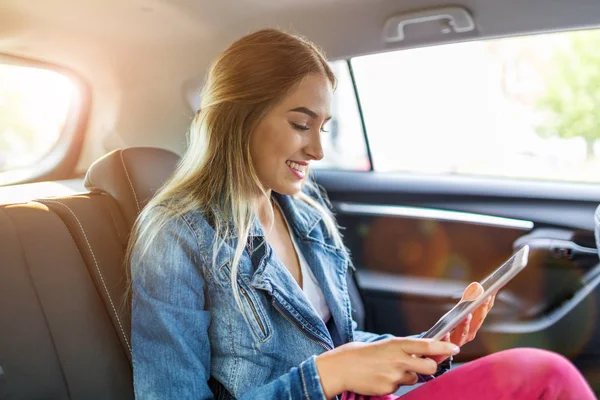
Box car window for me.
[348,29,600,183]
[0,63,76,184]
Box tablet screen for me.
[421,245,529,340]
[480,251,520,291]
[423,300,477,340]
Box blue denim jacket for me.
[131,187,450,399]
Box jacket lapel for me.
[228,191,352,347]
[271,192,353,346]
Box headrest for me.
[84,147,180,228]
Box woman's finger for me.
[400,371,419,386]
[429,332,453,364]
[450,313,471,346]
[468,296,493,340]
[488,292,497,311]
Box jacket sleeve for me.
[131,214,215,399]
[131,214,330,400]
[238,355,328,399]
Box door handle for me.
[514,236,597,264]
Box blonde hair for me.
[126,28,345,316]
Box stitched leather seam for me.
[37,199,132,354]
[120,150,140,213]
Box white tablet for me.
[421,245,529,340]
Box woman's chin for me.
[274,182,304,196]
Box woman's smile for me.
[286,160,308,179]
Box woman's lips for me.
[289,160,308,166]
[286,164,305,179]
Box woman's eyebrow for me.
[289,106,332,121]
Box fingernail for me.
[451,345,460,355]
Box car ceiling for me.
[1,0,600,175]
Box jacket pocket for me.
[219,262,272,343]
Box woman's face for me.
[250,74,333,196]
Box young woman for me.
[128,28,596,399]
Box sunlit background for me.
[321,29,600,184]
[0,64,75,174]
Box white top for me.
[277,202,332,324]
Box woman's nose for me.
[305,130,324,161]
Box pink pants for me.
[341,348,596,400]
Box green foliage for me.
[536,30,600,159]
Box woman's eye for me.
[320,121,331,133]
[291,122,310,131]
[290,122,329,133]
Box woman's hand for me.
[431,282,496,364]
[315,337,460,398]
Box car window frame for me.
[0,54,90,186]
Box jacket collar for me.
[231,190,323,240]
[272,191,323,239]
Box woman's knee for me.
[491,347,582,385]
[495,348,571,370]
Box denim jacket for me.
[131,187,451,399]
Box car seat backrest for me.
[0,202,133,399]
[40,147,181,358]
[0,147,179,399]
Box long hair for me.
[125,28,344,315]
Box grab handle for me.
[383,6,475,43]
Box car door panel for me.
[315,171,600,368]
